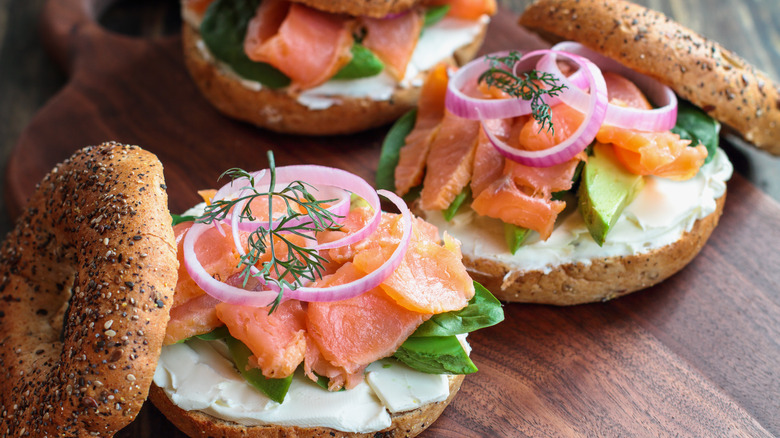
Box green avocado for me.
[578,143,645,246]
[394,335,477,375]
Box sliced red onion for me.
[483,50,608,167]
[445,51,589,120]
[211,165,378,250]
[550,41,677,131]
[182,189,412,306]
[182,222,281,307]
[284,189,412,302]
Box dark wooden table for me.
[0,0,779,437]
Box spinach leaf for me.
[394,335,477,374]
[671,100,720,164]
[195,325,230,341]
[377,109,417,191]
[504,223,531,255]
[225,336,293,403]
[171,214,197,226]
[443,187,471,221]
[201,0,290,89]
[412,282,504,337]
[424,5,451,27]
[333,43,384,80]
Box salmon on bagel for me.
[376,0,778,305]
[149,154,503,437]
[181,0,496,135]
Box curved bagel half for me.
[148,374,465,438]
[0,142,178,437]
[461,194,725,305]
[519,0,780,154]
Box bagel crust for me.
[519,0,780,154]
[463,194,725,305]
[149,374,465,438]
[0,143,178,437]
[292,0,421,18]
[182,19,486,135]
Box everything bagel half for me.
[0,143,178,437]
[380,0,748,305]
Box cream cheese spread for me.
[154,338,457,433]
[425,148,733,275]
[184,8,489,110]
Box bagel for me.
[180,0,491,135]
[519,0,780,155]
[148,375,465,438]
[381,0,741,305]
[0,142,178,437]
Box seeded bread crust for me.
[519,0,780,154]
[182,20,486,135]
[292,0,421,18]
[0,142,178,437]
[149,374,464,438]
[459,194,725,305]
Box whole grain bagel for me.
[462,194,725,304]
[0,142,178,437]
[182,16,487,135]
[519,0,780,154]
[148,374,464,438]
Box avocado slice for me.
[578,143,645,246]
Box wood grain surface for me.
[0,0,779,437]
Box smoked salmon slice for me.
[425,0,497,20]
[517,103,585,151]
[395,63,450,196]
[216,299,308,379]
[361,10,425,80]
[352,232,474,314]
[164,293,223,345]
[306,263,430,379]
[471,174,566,240]
[470,118,511,197]
[244,0,353,90]
[172,222,244,307]
[596,71,707,180]
[420,110,481,210]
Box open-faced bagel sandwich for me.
[0,143,502,437]
[181,0,496,135]
[378,0,779,305]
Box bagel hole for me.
[99,0,181,38]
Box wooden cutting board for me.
[6,0,780,436]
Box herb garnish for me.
[478,51,567,134]
[197,152,343,311]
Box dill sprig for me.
[197,152,343,312]
[478,51,567,134]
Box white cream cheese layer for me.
[425,148,733,275]
[185,9,489,110]
[154,339,453,433]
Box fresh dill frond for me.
[196,151,343,312]
[478,51,567,134]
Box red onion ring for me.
[482,50,609,167]
[183,190,412,306]
[445,51,589,120]
[549,41,677,131]
[211,165,378,250]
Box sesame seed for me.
[104,330,117,337]
[103,238,109,245]
[104,320,113,330]
[126,374,136,382]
